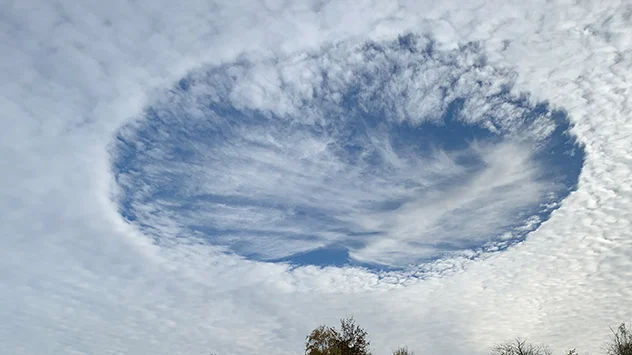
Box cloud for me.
[1,1,632,355]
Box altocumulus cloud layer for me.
[1,1,632,355]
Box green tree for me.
[305,325,341,355]
[305,317,372,355]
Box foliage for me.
[305,317,372,355]
[305,325,341,355]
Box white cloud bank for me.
[1,0,632,355]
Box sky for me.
[1,1,632,354]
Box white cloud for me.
[1,1,632,355]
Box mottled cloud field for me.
[1,1,632,355]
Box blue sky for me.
[3,1,632,355]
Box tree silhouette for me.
[492,338,553,355]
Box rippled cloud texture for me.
[2,1,632,355]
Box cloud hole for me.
[112,34,584,269]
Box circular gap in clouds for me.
[111,34,585,270]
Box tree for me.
[305,317,372,355]
[392,346,415,355]
[492,338,553,355]
[606,323,632,355]
[305,325,341,355]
